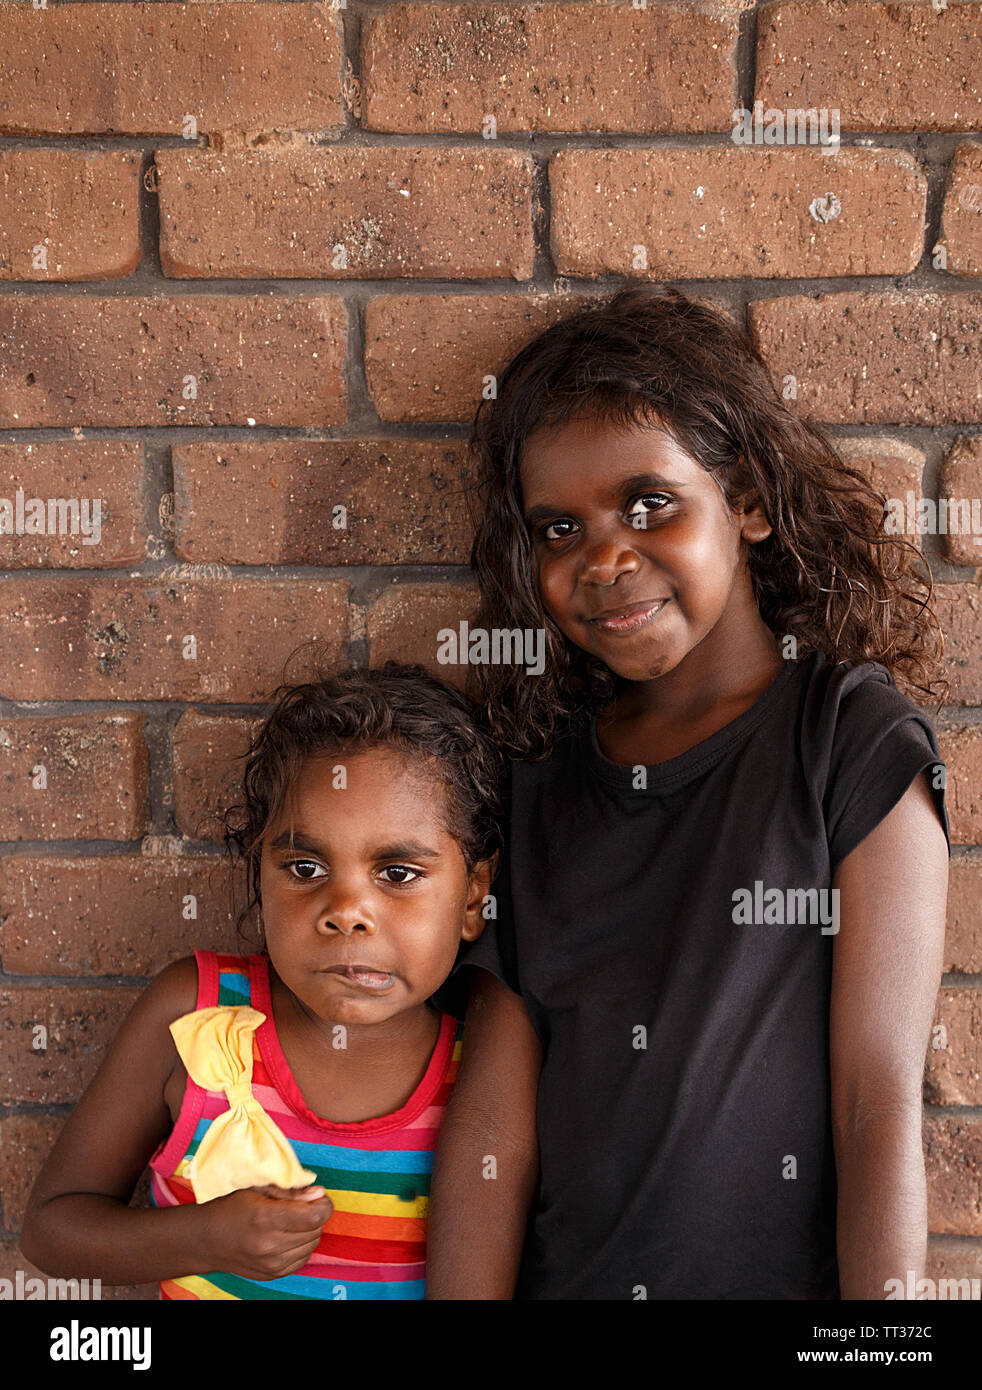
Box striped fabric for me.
[149,949,463,1300]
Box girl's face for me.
[519,416,773,685]
[258,747,490,1029]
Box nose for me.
[578,528,642,586]
[314,884,376,937]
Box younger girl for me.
[426,284,951,1300]
[22,662,501,1300]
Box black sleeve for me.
[820,665,950,873]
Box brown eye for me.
[541,518,578,541]
[287,859,325,881]
[380,865,421,884]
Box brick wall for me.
[0,0,980,1298]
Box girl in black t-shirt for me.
[426,285,951,1300]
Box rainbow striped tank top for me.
[149,949,463,1300]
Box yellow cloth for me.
[169,1005,317,1204]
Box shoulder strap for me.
[192,949,252,1010]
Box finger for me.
[275,1197,334,1234]
[254,1183,327,1201]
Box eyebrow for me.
[268,830,442,860]
[523,472,687,526]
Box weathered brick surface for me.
[0,297,346,428]
[0,3,342,137]
[0,1113,64,1235]
[940,142,982,277]
[158,147,535,280]
[364,292,595,421]
[0,150,141,281]
[172,712,262,842]
[749,293,982,424]
[925,989,982,1107]
[926,1236,982,1287]
[0,578,348,702]
[362,3,739,134]
[939,437,982,567]
[924,1115,982,1235]
[0,986,140,1105]
[0,442,146,568]
[756,1,982,132]
[0,855,240,976]
[946,856,982,974]
[0,716,148,843]
[551,148,926,279]
[366,583,479,689]
[173,441,474,565]
[933,585,982,707]
[835,436,924,540]
[939,727,982,846]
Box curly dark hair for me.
[464,283,945,760]
[222,661,504,939]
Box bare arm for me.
[20,956,333,1285]
[426,969,542,1299]
[830,770,948,1299]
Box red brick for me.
[0,3,342,137]
[0,1244,158,1301]
[173,441,474,566]
[926,1236,982,1289]
[172,712,261,842]
[365,292,594,421]
[0,577,348,702]
[0,855,241,975]
[0,297,346,428]
[551,148,925,279]
[924,1115,982,1236]
[0,985,140,1105]
[925,989,982,1106]
[946,856,982,975]
[756,1,982,132]
[939,727,982,846]
[158,147,534,280]
[934,584,982,706]
[0,1113,64,1235]
[0,715,148,842]
[366,583,479,690]
[939,437,982,566]
[940,142,982,277]
[0,442,145,568]
[835,436,925,548]
[362,2,739,134]
[0,150,140,281]
[749,293,982,425]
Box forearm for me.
[834,1105,927,1299]
[21,1193,214,1286]
[426,1098,538,1299]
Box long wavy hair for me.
[464,284,945,760]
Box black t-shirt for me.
[436,653,950,1300]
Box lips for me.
[319,964,396,991]
[586,599,669,634]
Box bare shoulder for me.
[137,954,201,1028]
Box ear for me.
[733,456,773,544]
[460,851,499,944]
